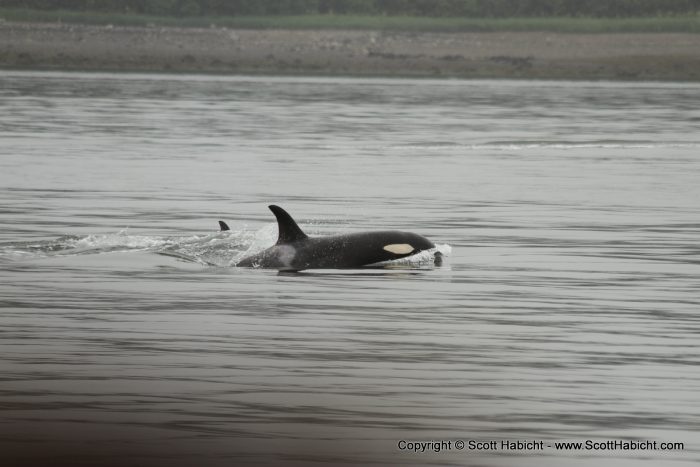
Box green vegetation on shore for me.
[2,8,700,33]
[3,0,700,18]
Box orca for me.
[224,205,438,271]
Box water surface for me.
[1,71,700,466]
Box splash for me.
[0,228,254,267]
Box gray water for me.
[1,71,699,467]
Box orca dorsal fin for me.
[218,220,230,231]
[269,205,308,245]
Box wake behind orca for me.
[225,205,439,271]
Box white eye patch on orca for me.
[383,243,414,255]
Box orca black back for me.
[234,205,437,271]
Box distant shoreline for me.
[2,22,700,81]
[3,9,700,33]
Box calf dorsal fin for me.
[269,205,308,245]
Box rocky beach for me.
[2,21,700,80]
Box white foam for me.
[387,142,699,152]
[66,232,177,252]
